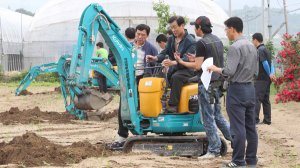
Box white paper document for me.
[201,57,213,90]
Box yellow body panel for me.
[178,84,198,113]
[139,77,199,117]
[139,77,166,117]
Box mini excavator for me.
[18,3,228,157]
[14,56,119,120]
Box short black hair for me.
[125,27,135,39]
[252,33,263,43]
[136,24,150,35]
[166,29,173,35]
[168,16,185,27]
[189,34,196,39]
[224,17,243,33]
[156,34,167,43]
[195,24,212,34]
[96,42,103,48]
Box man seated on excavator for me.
[112,24,158,149]
[147,16,196,113]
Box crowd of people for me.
[94,15,276,168]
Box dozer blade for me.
[74,88,113,110]
[122,135,227,157]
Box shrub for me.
[274,33,300,103]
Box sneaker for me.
[110,141,125,151]
[221,161,246,168]
[255,122,260,125]
[198,152,221,159]
[114,136,126,143]
[246,164,257,168]
[166,105,178,113]
[110,136,126,151]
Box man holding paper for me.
[174,16,232,159]
[207,17,259,168]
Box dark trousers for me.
[117,98,129,138]
[117,74,143,138]
[226,83,258,166]
[167,69,193,106]
[95,71,107,93]
[254,79,271,124]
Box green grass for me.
[270,83,278,95]
[0,81,61,87]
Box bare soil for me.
[0,107,78,125]
[0,85,299,168]
[0,132,114,167]
[19,90,33,96]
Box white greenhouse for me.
[0,8,33,71]
[23,0,229,69]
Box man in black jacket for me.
[147,16,196,113]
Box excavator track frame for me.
[122,135,227,157]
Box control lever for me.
[143,56,152,78]
[160,55,169,114]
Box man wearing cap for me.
[174,16,232,159]
[147,16,196,113]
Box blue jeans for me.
[198,84,232,154]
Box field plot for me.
[0,86,299,168]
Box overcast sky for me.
[1,0,300,14]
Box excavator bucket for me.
[74,88,113,110]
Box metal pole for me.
[262,0,265,39]
[267,0,272,40]
[272,22,285,38]
[246,12,250,40]
[229,0,232,17]
[283,0,289,35]
[21,0,23,70]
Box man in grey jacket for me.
[207,17,259,168]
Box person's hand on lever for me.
[146,55,158,63]
[162,52,178,67]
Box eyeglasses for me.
[136,33,147,37]
[224,28,230,32]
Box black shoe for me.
[260,121,271,125]
[221,161,246,168]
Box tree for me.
[274,33,300,103]
[152,0,189,34]
[223,41,234,66]
[265,40,275,60]
[15,8,35,17]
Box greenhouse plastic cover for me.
[0,7,33,55]
[23,0,229,69]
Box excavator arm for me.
[65,3,143,134]
[15,62,58,96]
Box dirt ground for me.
[0,85,300,168]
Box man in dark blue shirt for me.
[252,33,275,125]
